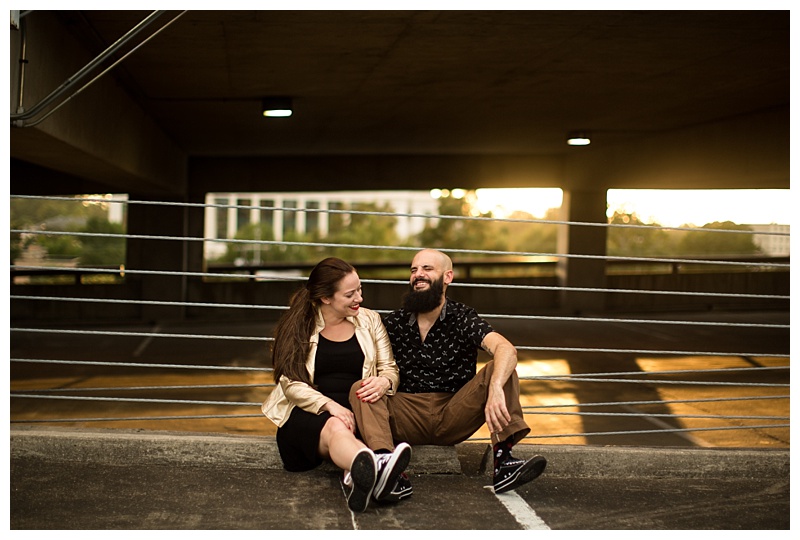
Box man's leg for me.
[349,382,445,448]
[435,360,530,446]
[349,380,395,451]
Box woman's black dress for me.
[275,333,364,472]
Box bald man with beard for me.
[350,249,546,502]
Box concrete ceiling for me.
[62,10,790,156]
[9,10,790,194]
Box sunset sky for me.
[474,188,793,228]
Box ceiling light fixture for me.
[262,97,293,117]
[566,131,591,146]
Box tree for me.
[215,222,326,264]
[416,192,501,255]
[10,196,124,266]
[79,217,126,266]
[607,210,678,257]
[325,201,402,262]
[676,221,761,256]
[497,209,559,255]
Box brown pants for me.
[349,360,530,450]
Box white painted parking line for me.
[488,487,551,530]
[132,324,160,357]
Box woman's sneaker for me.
[493,454,547,494]
[343,448,377,512]
[372,442,412,502]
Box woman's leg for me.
[318,415,367,471]
[319,416,377,512]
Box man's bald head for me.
[413,249,453,273]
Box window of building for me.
[215,197,229,239]
[259,199,275,232]
[306,201,320,234]
[237,198,252,233]
[283,200,297,235]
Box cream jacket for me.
[262,306,399,427]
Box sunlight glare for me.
[607,189,792,227]
[474,188,563,218]
[469,188,791,227]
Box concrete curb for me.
[9,426,463,474]
[506,443,790,480]
[10,426,789,479]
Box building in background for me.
[204,191,439,260]
[748,224,791,256]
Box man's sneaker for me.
[493,454,547,494]
[375,472,413,504]
[343,448,377,512]
[373,442,412,502]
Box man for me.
[350,248,546,501]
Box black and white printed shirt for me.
[383,298,494,393]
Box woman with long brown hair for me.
[262,257,411,512]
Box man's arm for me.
[481,331,518,434]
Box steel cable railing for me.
[9,195,790,446]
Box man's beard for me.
[401,275,445,313]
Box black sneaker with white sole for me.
[493,454,547,494]
[375,472,413,504]
[344,448,377,512]
[373,442,412,502]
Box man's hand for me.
[481,331,518,433]
[485,385,512,433]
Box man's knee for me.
[348,379,365,406]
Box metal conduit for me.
[9,196,790,446]
[11,11,169,124]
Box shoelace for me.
[495,456,524,474]
[375,453,392,470]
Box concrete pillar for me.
[557,189,608,314]
[126,195,192,322]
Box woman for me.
[262,257,411,512]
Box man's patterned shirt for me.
[383,298,494,393]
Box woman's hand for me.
[321,400,357,433]
[355,376,391,404]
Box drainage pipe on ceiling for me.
[11,10,169,126]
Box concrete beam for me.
[563,107,789,191]
[9,11,186,196]
[188,154,565,195]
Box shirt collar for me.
[407,297,448,325]
[314,305,359,333]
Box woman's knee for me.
[322,415,349,436]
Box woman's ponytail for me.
[270,257,356,386]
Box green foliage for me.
[497,209,559,255]
[607,211,677,257]
[78,217,126,266]
[416,194,495,253]
[10,196,126,267]
[213,202,404,265]
[607,212,761,257]
[415,193,558,257]
[325,202,403,261]
[677,221,761,256]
